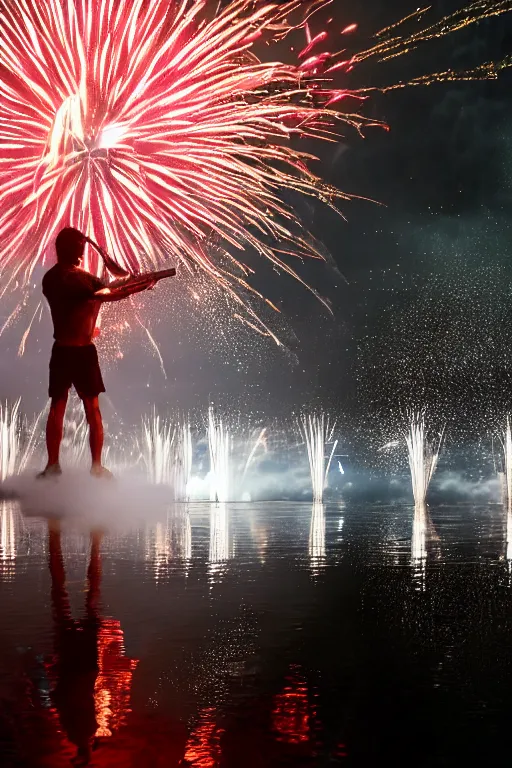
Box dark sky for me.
[1,0,512,433]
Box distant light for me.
[338,461,344,475]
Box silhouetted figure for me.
[48,520,102,765]
[39,227,164,479]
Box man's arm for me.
[94,280,155,303]
[94,268,176,303]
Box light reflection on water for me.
[1,501,512,766]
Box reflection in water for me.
[183,706,223,767]
[47,521,138,764]
[506,506,512,575]
[273,665,310,744]
[208,504,233,583]
[148,506,192,581]
[250,518,269,563]
[94,619,139,738]
[309,503,325,575]
[0,500,16,580]
[411,503,428,590]
[411,503,440,591]
[6,502,512,765]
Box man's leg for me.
[40,394,68,474]
[82,396,112,477]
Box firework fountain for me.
[208,408,231,503]
[172,421,193,502]
[0,399,21,481]
[0,398,44,479]
[299,414,337,503]
[405,412,444,505]
[142,412,193,499]
[142,413,175,486]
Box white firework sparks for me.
[208,407,231,503]
[405,411,444,505]
[299,412,337,503]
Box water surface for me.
[1,501,512,766]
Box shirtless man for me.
[39,227,168,479]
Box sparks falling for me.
[2,2,512,345]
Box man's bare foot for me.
[36,464,62,480]
[90,465,114,480]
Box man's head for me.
[55,227,85,267]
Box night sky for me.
[1,0,511,437]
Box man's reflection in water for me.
[183,706,223,767]
[272,665,310,745]
[47,520,137,766]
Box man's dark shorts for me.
[49,343,105,399]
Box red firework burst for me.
[1,0,511,342]
[0,0,370,334]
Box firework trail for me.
[2,1,512,345]
[241,427,267,480]
[299,412,337,503]
[406,411,444,505]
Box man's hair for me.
[55,227,84,263]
